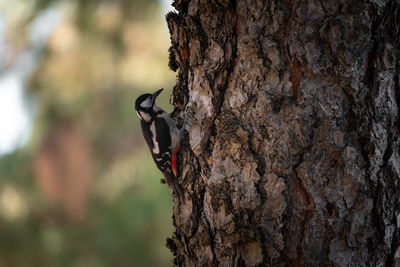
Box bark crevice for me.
[168,0,400,266]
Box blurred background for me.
[0,0,177,266]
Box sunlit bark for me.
[167,0,400,265]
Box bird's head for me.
[135,88,163,121]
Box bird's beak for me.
[152,88,163,104]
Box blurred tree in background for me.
[0,0,176,266]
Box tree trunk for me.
[166,0,400,266]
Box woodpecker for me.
[135,88,184,203]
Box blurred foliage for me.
[0,0,176,266]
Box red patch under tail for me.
[171,145,180,177]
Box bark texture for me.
[166,0,400,266]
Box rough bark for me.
[166,0,400,266]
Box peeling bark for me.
[166,0,400,266]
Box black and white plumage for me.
[135,89,184,203]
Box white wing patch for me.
[150,121,159,154]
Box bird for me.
[135,88,184,203]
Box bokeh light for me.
[0,0,176,266]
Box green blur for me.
[0,0,176,266]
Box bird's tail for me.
[164,172,184,205]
